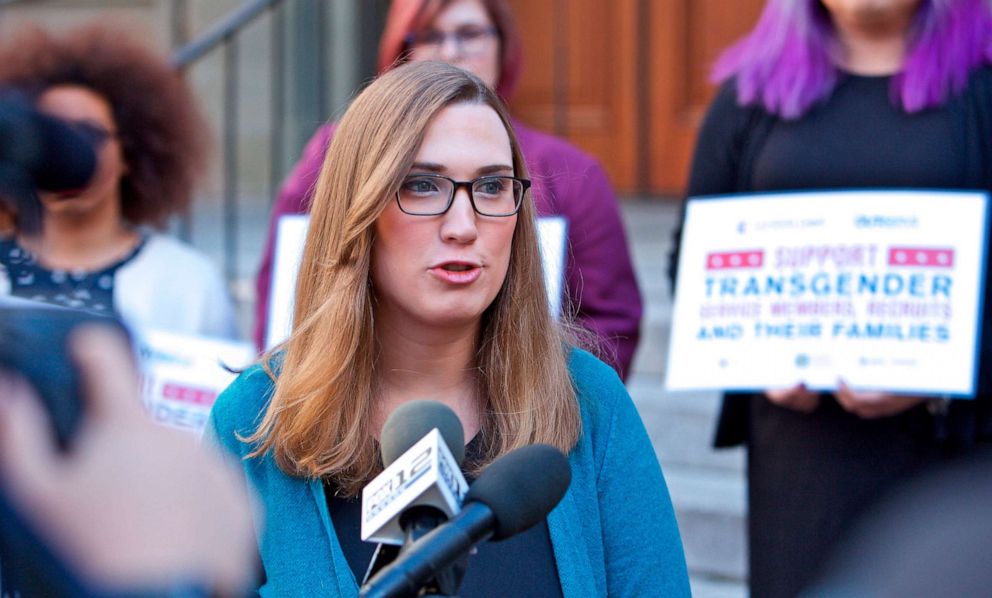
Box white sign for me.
[361,428,468,545]
[666,190,989,397]
[266,215,309,350]
[136,328,255,433]
[266,214,569,350]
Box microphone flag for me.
[361,428,468,545]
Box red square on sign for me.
[162,383,218,406]
[887,247,954,268]
[706,250,764,270]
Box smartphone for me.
[0,303,129,451]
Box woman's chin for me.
[40,194,104,218]
[417,303,490,329]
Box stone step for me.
[631,314,671,376]
[664,465,748,584]
[690,575,749,598]
[629,374,744,474]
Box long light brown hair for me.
[247,62,580,495]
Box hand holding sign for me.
[834,380,926,419]
[765,384,820,414]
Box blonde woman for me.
[254,0,642,380]
[208,62,689,596]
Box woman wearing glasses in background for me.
[254,0,643,380]
[0,25,234,338]
[209,61,689,597]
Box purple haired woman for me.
[673,0,992,595]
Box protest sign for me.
[136,329,255,433]
[666,190,989,396]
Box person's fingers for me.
[837,379,887,401]
[69,324,141,419]
[834,379,857,411]
[790,392,820,413]
[877,396,925,418]
[766,383,820,413]
[766,383,804,402]
[835,379,876,417]
[0,369,59,498]
[836,379,925,419]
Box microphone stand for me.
[362,505,468,598]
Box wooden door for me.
[508,0,765,197]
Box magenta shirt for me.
[254,120,642,378]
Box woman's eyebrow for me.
[409,162,446,173]
[408,163,514,176]
[476,164,514,176]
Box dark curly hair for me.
[0,24,208,227]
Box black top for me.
[326,437,563,597]
[0,235,146,314]
[752,74,964,190]
[674,69,992,449]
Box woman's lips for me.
[430,262,482,284]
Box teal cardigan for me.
[207,348,690,596]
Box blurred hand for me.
[834,379,925,420]
[765,383,820,413]
[0,325,256,595]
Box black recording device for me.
[0,304,130,451]
[0,95,98,233]
[0,94,103,448]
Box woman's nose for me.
[437,34,463,62]
[440,187,478,243]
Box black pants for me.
[746,396,938,598]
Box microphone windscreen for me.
[380,400,465,467]
[0,98,97,192]
[465,444,571,541]
[30,109,98,192]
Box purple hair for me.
[713,0,992,119]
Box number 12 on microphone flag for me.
[362,429,468,545]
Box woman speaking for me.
[254,0,642,379]
[209,62,688,597]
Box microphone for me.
[361,400,469,546]
[0,97,98,192]
[0,96,98,234]
[360,444,572,598]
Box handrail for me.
[165,0,293,283]
[171,0,283,69]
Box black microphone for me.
[363,400,468,546]
[379,400,466,468]
[360,401,469,589]
[0,97,98,192]
[360,444,572,598]
[0,96,98,233]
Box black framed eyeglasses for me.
[396,174,530,217]
[404,25,498,57]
